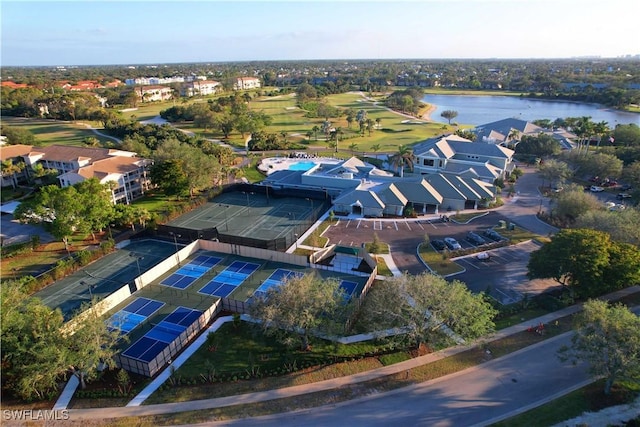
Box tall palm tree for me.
[311,125,320,141]
[371,144,381,159]
[390,145,414,178]
[348,142,358,156]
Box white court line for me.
[428,221,438,229]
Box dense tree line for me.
[384,87,425,115]
[1,284,121,400]
[527,228,640,299]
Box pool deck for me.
[258,156,342,175]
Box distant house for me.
[1,81,29,89]
[1,145,152,203]
[234,77,261,90]
[182,80,221,97]
[412,134,515,182]
[472,118,545,146]
[473,117,577,150]
[135,85,173,102]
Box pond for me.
[422,94,639,127]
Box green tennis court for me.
[34,239,178,319]
[167,192,318,241]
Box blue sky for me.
[2,0,638,66]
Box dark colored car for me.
[431,239,446,251]
[484,228,505,242]
[617,193,632,200]
[620,184,633,191]
[466,232,487,245]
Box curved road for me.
[180,333,590,427]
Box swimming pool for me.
[288,161,317,171]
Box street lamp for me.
[294,233,299,251]
[169,232,181,266]
[130,253,144,286]
[306,197,314,212]
[242,191,254,216]
[219,204,229,231]
[80,280,93,300]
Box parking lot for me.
[321,211,558,305]
[451,241,557,304]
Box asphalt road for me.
[184,333,590,427]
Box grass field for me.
[1,117,116,146]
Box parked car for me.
[431,239,446,251]
[483,229,505,242]
[602,180,618,187]
[476,252,491,261]
[444,237,462,250]
[466,232,487,245]
[617,193,632,200]
[620,184,633,191]
[590,185,604,192]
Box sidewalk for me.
[68,285,640,420]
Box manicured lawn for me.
[1,237,94,280]
[147,321,396,404]
[374,256,394,277]
[494,307,552,330]
[1,117,116,146]
[498,225,549,244]
[492,380,639,427]
[417,243,465,276]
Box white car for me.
[590,185,604,192]
[444,237,462,250]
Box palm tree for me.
[390,145,414,178]
[305,131,313,141]
[375,118,382,129]
[1,160,25,189]
[593,120,609,150]
[348,142,358,156]
[312,125,320,141]
[371,144,381,159]
[366,119,374,136]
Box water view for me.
[422,94,639,127]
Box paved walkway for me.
[67,285,640,420]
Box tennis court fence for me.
[156,186,331,251]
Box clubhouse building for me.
[260,133,514,217]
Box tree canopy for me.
[1,285,121,400]
[248,272,351,350]
[558,300,640,394]
[440,110,459,125]
[357,273,497,348]
[527,228,640,298]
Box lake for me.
[422,94,639,127]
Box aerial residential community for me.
[2,1,640,426]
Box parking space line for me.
[459,258,480,269]
[404,221,412,231]
[345,220,351,228]
[416,222,425,230]
[356,219,362,229]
